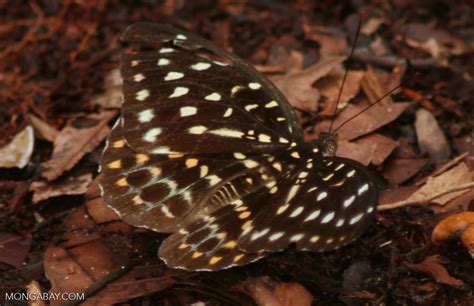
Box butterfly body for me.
[100,22,378,271]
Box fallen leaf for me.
[361,17,385,35]
[272,55,346,113]
[314,102,411,141]
[336,133,398,166]
[0,232,32,268]
[404,255,465,288]
[360,66,394,106]
[317,70,365,115]
[26,280,47,306]
[28,114,59,142]
[30,173,93,203]
[303,23,348,56]
[41,111,116,181]
[382,157,428,185]
[239,277,313,306]
[0,125,34,168]
[415,108,451,161]
[406,162,472,206]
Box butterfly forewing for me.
[120,22,303,155]
[99,22,379,271]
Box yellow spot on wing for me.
[209,256,222,265]
[178,243,188,249]
[239,211,251,219]
[185,158,198,168]
[136,153,149,164]
[149,167,161,176]
[216,232,227,239]
[233,254,245,262]
[107,160,122,169]
[116,177,128,187]
[223,240,237,249]
[132,195,144,205]
[192,251,203,258]
[112,140,125,148]
[168,153,184,159]
[241,220,252,230]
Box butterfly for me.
[99,22,378,271]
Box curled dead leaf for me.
[404,255,465,288]
[415,108,451,161]
[432,211,474,257]
[0,125,34,168]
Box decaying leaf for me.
[404,255,465,288]
[314,102,411,141]
[0,232,32,268]
[40,111,116,181]
[28,114,59,142]
[405,162,472,206]
[432,211,474,257]
[272,54,346,113]
[415,108,451,161]
[360,66,394,106]
[382,157,429,185]
[336,133,398,166]
[30,173,93,203]
[238,277,313,306]
[0,125,34,168]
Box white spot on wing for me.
[190,62,211,71]
[250,228,270,241]
[265,100,278,108]
[245,104,258,111]
[137,109,154,123]
[169,86,189,98]
[321,212,335,224]
[164,71,184,81]
[180,106,197,117]
[207,175,221,186]
[290,206,304,218]
[349,213,364,225]
[209,128,244,138]
[258,134,271,143]
[223,108,233,117]
[159,48,174,53]
[133,73,145,82]
[143,127,162,142]
[248,82,261,90]
[343,195,356,208]
[304,210,321,222]
[358,183,369,195]
[157,58,170,66]
[188,126,208,134]
[316,191,328,201]
[290,233,304,242]
[269,232,284,241]
[135,89,149,101]
[205,92,221,101]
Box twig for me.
[378,182,474,211]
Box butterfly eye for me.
[99,22,378,271]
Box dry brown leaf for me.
[360,66,394,106]
[41,111,116,181]
[271,55,346,113]
[239,277,313,306]
[30,173,93,203]
[315,102,411,141]
[317,70,365,115]
[28,114,59,142]
[303,24,348,56]
[26,280,47,306]
[382,157,428,185]
[406,162,472,206]
[404,255,465,288]
[0,125,34,168]
[0,232,32,268]
[336,133,398,166]
[415,108,451,161]
[361,17,385,35]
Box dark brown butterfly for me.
[99,23,378,271]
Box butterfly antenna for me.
[327,19,362,135]
[332,72,419,135]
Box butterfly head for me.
[315,132,338,157]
